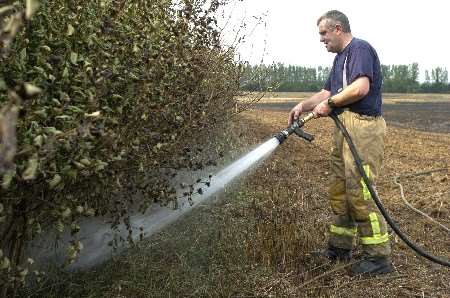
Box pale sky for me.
[219,0,450,81]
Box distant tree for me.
[420,67,450,93]
[381,63,420,92]
[409,63,419,82]
[425,70,431,83]
[431,67,448,84]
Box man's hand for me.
[312,99,332,118]
[288,102,303,125]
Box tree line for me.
[240,63,450,93]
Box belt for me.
[336,108,381,119]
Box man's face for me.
[318,19,341,53]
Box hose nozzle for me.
[273,112,315,144]
[274,130,289,144]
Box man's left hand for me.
[312,99,332,117]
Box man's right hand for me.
[288,102,303,125]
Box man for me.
[288,10,392,275]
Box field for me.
[25,93,450,297]
[254,92,450,133]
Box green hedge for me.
[0,0,240,292]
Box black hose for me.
[329,112,450,268]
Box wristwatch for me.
[327,97,337,109]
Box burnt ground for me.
[256,101,450,134]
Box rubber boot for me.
[312,245,352,261]
[351,257,393,275]
[326,246,352,261]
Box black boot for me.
[326,246,352,261]
[351,257,393,275]
[312,245,352,261]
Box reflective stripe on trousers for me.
[360,212,389,245]
[330,224,357,237]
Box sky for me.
[218,0,450,81]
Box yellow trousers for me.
[328,110,391,257]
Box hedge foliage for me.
[0,0,241,292]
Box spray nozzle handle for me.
[293,128,314,142]
[296,112,315,127]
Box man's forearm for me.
[331,77,370,107]
[301,89,331,111]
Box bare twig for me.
[394,170,450,233]
[294,260,358,290]
[304,273,407,291]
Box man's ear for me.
[335,23,343,34]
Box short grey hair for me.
[317,10,351,33]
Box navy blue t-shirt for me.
[324,38,382,116]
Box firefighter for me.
[288,10,392,275]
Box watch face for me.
[328,97,335,108]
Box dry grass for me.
[22,108,450,298]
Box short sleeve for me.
[323,60,335,91]
[348,46,374,83]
